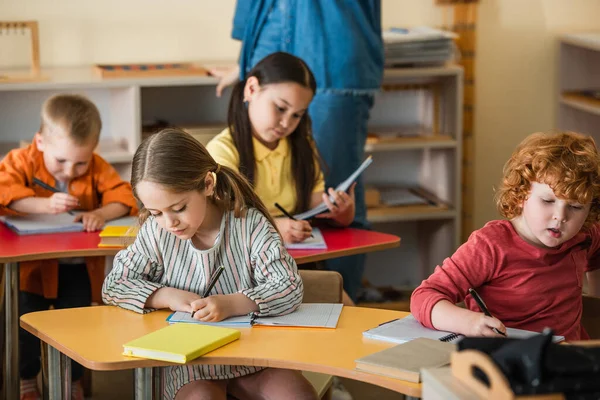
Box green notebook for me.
[123,323,241,364]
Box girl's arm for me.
[102,218,167,314]
[241,209,304,316]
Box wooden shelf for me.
[560,93,600,116]
[365,135,457,152]
[367,204,456,223]
[560,33,600,52]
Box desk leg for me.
[4,262,19,400]
[135,367,156,400]
[47,345,71,400]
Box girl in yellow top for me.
[207,52,356,245]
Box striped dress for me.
[102,208,304,399]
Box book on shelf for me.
[355,337,455,383]
[168,303,343,329]
[122,323,240,364]
[363,315,565,345]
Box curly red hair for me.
[495,131,600,227]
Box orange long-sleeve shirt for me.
[0,140,138,302]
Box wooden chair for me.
[299,270,344,400]
[582,294,600,340]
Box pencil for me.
[32,178,76,216]
[274,202,313,238]
[191,266,225,318]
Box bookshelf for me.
[0,64,463,293]
[557,33,600,139]
[362,65,463,294]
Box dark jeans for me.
[310,92,374,302]
[19,263,91,381]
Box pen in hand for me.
[274,202,314,238]
[191,265,225,318]
[468,288,507,337]
[32,177,77,216]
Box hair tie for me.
[215,164,221,174]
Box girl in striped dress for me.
[102,128,317,400]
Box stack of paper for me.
[383,27,457,67]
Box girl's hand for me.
[466,312,506,337]
[316,183,356,226]
[191,294,234,322]
[164,288,202,313]
[209,65,240,97]
[275,217,312,243]
[47,193,79,214]
[74,211,105,232]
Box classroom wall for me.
[474,0,600,230]
[3,0,600,234]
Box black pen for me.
[468,288,507,337]
[32,178,76,216]
[191,266,225,318]
[274,202,314,238]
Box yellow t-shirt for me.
[206,128,325,216]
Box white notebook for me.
[168,303,343,329]
[293,156,373,220]
[1,214,138,235]
[363,315,565,344]
[285,227,327,250]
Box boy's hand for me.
[191,294,234,322]
[275,217,312,243]
[466,312,506,337]
[47,193,79,214]
[74,211,105,232]
[317,183,356,226]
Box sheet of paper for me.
[285,227,327,250]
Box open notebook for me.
[284,227,327,250]
[293,156,373,220]
[363,315,565,344]
[168,303,343,329]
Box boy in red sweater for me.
[411,131,600,341]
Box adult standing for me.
[213,0,384,303]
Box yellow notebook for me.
[98,225,138,248]
[123,323,241,364]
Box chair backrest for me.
[299,270,343,303]
[582,294,600,340]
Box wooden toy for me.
[94,62,208,79]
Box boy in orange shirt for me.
[0,94,137,400]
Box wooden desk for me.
[1,223,399,400]
[21,306,419,399]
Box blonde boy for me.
[0,94,137,400]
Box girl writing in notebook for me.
[411,131,600,341]
[102,129,317,400]
[206,52,356,245]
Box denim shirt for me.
[232,0,384,94]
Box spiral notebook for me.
[363,315,565,344]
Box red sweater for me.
[411,220,600,341]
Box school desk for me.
[0,222,400,400]
[20,305,419,400]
